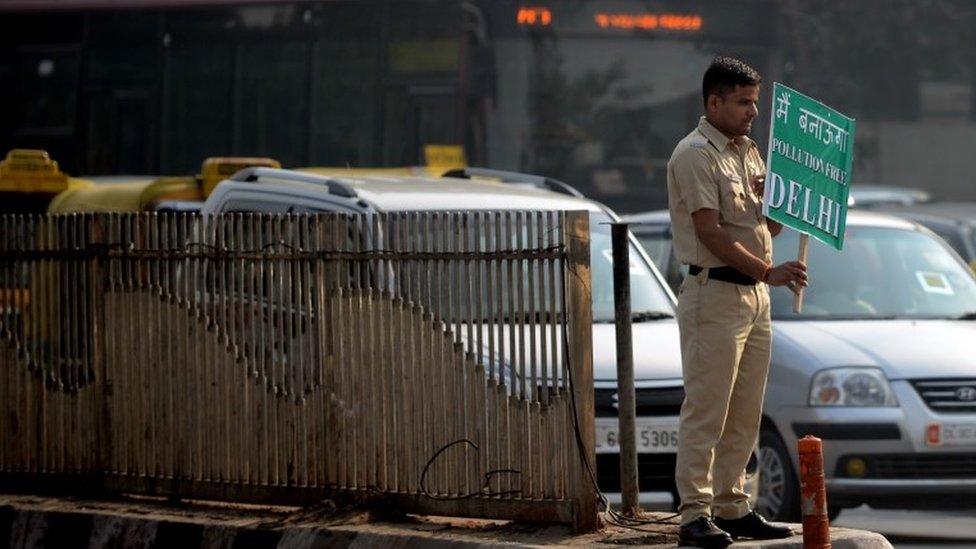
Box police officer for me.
[667,57,807,548]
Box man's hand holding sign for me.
[747,174,807,290]
[763,83,856,312]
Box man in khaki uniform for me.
[667,57,808,548]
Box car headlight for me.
[809,367,898,406]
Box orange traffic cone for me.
[798,435,830,549]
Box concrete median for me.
[0,494,893,549]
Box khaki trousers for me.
[674,271,771,524]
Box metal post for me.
[610,222,639,515]
[566,211,598,533]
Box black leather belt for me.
[688,265,757,286]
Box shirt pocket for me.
[718,174,749,221]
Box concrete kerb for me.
[0,494,893,549]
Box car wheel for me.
[744,447,760,510]
[756,428,800,522]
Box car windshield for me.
[319,210,676,325]
[771,225,976,320]
[589,212,675,323]
[632,230,670,276]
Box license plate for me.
[594,417,679,454]
[926,423,976,447]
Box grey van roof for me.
[206,169,608,214]
[348,175,604,212]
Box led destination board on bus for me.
[517,5,702,32]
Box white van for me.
[201,166,691,509]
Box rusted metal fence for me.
[0,211,597,531]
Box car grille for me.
[593,386,684,418]
[595,453,678,493]
[836,453,976,479]
[911,378,976,413]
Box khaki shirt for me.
[667,117,771,268]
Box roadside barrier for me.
[799,434,830,549]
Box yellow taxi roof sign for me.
[201,156,281,197]
[0,149,71,193]
[424,144,467,176]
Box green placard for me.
[764,83,856,250]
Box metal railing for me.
[0,211,598,532]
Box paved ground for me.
[0,493,894,548]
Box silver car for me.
[624,208,976,521]
[202,167,688,509]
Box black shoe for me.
[678,517,733,548]
[713,510,794,540]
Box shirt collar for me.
[696,116,757,152]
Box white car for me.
[624,208,976,521]
[202,167,693,509]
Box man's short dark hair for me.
[702,56,762,107]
